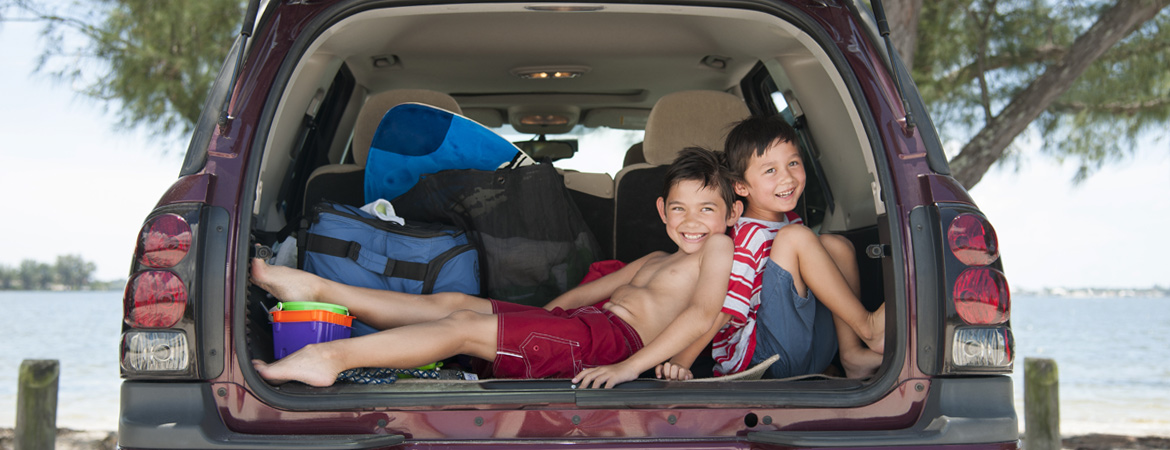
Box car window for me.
[494,124,644,177]
[770,91,790,115]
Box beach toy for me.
[275,301,348,315]
[271,309,355,327]
[271,301,354,359]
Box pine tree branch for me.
[948,0,1170,189]
[1051,97,1170,115]
[2,2,105,41]
[937,44,1068,89]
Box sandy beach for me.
[2,428,1169,450]
[0,428,116,450]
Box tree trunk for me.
[884,0,923,71]
[949,0,1170,189]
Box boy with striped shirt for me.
[659,116,884,381]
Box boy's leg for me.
[830,314,882,378]
[818,234,859,294]
[254,309,499,387]
[769,226,884,353]
[752,259,820,378]
[819,235,883,378]
[251,258,493,329]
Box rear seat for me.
[622,142,645,167]
[561,170,616,260]
[301,89,463,215]
[612,90,750,262]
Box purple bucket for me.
[272,321,352,359]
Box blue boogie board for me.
[364,103,526,203]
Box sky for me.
[1,21,1168,291]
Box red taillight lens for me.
[138,214,192,268]
[947,213,998,266]
[953,267,1010,325]
[125,271,188,328]
[935,207,1013,374]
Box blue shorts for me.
[750,259,838,378]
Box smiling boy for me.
[658,116,884,381]
[251,147,737,388]
[715,115,885,379]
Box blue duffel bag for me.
[300,202,480,297]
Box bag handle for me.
[305,233,431,282]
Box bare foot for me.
[250,258,325,303]
[252,344,344,387]
[840,346,883,379]
[861,304,885,354]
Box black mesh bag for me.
[392,162,602,307]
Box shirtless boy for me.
[251,146,739,389]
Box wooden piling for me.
[16,359,59,450]
[1025,357,1059,450]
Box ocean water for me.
[0,291,122,431]
[0,291,1167,436]
[1010,295,1170,437]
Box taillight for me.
[947,213,998,266]
[951,327,1013,368]
[952,267,1010,325]
[935,206,1014,374]
[122,206,202,379]
[122,331,191,372]
[124,271,188,328]
[137,214,192,267]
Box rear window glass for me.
[493,125,643,177]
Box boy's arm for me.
[573,237,733,388]
[542,255,654,311]
[657,312,730,379]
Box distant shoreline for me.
[0,282,125,292]
[1013,287,1168,298]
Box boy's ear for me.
[733,181,751,198]
[656,197,667,223]
[727,199,744,226]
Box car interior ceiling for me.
[259,6,881,231]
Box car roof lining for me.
[256,2,880,233]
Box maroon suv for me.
[118,0,1017,448]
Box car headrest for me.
[642,90,751,166]
[622,142,645,167]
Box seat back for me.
[561,169,616,260]
[612,90,750,262]
[302,89,462,214]
[622,142,645,167]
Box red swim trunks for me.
[490,300,644,379]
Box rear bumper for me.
[119,377,1017,449]
[749,377,1018,448]
[118,381,405,449]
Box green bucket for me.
[277,301,349,316]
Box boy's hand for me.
[655,362,693,381]
[571,363,639,389]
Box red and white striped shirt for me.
[711,213,802,376]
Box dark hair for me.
[662,146,736,216]
[723,115,799,184]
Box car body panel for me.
[120,0,1017,448]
